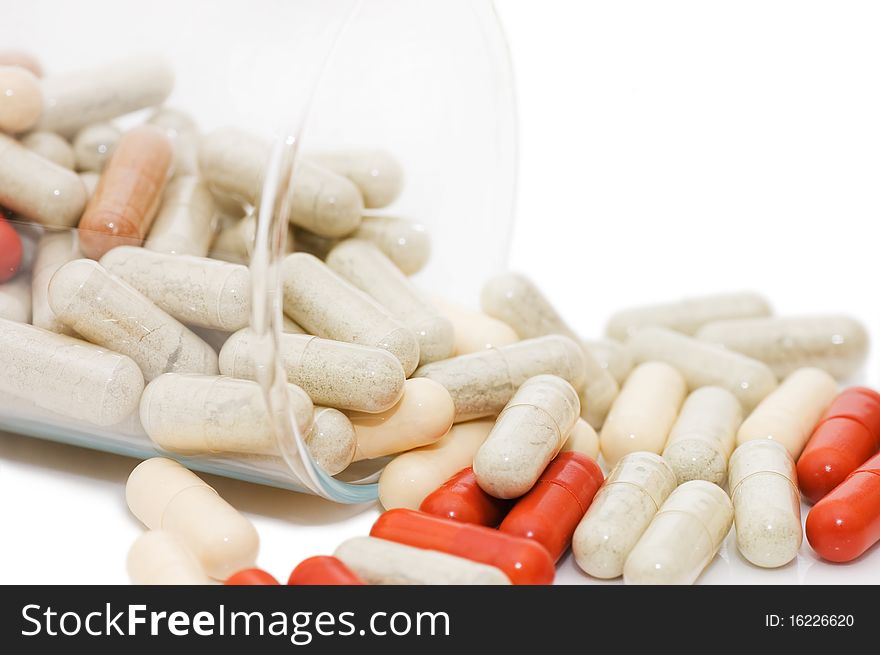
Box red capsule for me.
[370,508,555,585]
[419,467,514,526]
[499,452,604,562]
[225,568,280,585]
[0,215,22,283]
[806,451,880,562]
[797,387,880,504]
[288,556,365,585]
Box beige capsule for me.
[220,329,405,413]
[474,375,580,499]
[560,418,600,460]
[627,327,778,411]
[430,293,519,355]
[100,246,250,331]
[0,134,88,227]
[309,149,404,209]
[126,458,259,580]
[71,122,121,172]
[281,253,420,376]
[0,66,42,133]
[583,338,634,384]
[31,230,81,334]
[21,132,76,169]
[0,274,31,323]
[144,176,218,256]
[736,367,837,458]
[48,259,219,381]
[327,239,453,364]
[306,407,357,475]
[127,530,212,585]
[79,171,100,197]
[335,536,510,585]
[147,107,199,177]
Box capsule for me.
[662,386,742,485]
[480,272,619,428]
[349,378,455,460]
[198,127,363,237]
[600,362,686,467]
[583,338,633,385]
[210,212,255,262]
[307,407,357,475]
[36,56,174,137]
[78,125,173,259]
[627,326,778,411]
[560,418,600,459]
[696,315,868,381]
[147,107,200,177]
[100,246,250,331]
[139,373,313,457]
[419,467,514,526]
[30,231,80,335]
[0,50,42,77]
[0,65,42,133]
[281,253,420,375]
[48,259,219,381]
[370,509,554,585]
[736,367,838,458]
[729,440,802,568]
[127,530,211,585]
[378,419,494,511]
[500,453,604,562]
[797,387,880,504]
[806,451,880,562]
[0,215,22,283]
[0,317,144,425]
[431,293,519,355]
[606,291,772,341]
[288,556,365,585]
[21,132,76,169]
[327,239,454,364]
[572,452,677,579]
[0,275,31,323]
[79,171,100,197]
[335,536,510,585]
[225,568,279,585]
[144,176,218,256]
[220,329,405,413]
[310,149,403,208]
[0,134,88,227]
[127,458,259,580]
[415,335,586,423]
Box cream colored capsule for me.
[583,339,633,385]
[728,440,802,568]
[335,536,510,585]
[31,230,80,334]
[627,327,778,411]
[696,315,868,381]
[662,386,742,485]
[414,335,586,422]
[126,458,259,580]
[79,171,99,197]
[307,407,357,475]
[139,373,313,457]
[430,294,519,355]
[310,149,404,208]
[100,247,250,331]
[219,329,405,413]
[71,122,120,172]
[0,274,31,323]
[474,375,580,498]
[624,480,733,585]
[21,132,75,169]
[606,291,772,342]
[144,176,218,256]
[36,55,174,137]
[148,107,199,177]
[736,367,837,458]
[0,134,88,227]
[48,259,218,381]
[281,253,420,376]
[572,452,677,579]
[0,51,42,77]
[600,362,687,467]
[378,419,494,510]
[560,418,600,460]
[127,530,211,585]
[0,317,143,425]
[327,239,453,364]
[349,378,455,461]
[0,66,42,133]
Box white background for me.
[2,0,880,584]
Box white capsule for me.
[0,274,31,323]
[736,367,837,458]
[560,418,600,460]
[327,239,453,364]
[627,326,778,411]
[572,452,677,579]
[696,315,868,381]
[0,317,144,425]
[31,230,81,335]
[624,480,733,585]
[309,149,404,209]
[728,439,802,568]
[21,132,76,169]
[36,55,174,137]
[474,375,580,498]
[144,176,218,257]
[334,536,511,585]
[127,530,212,585]
[307,407,357,475]
[147,107,199,177]
[583,338,633,385]
[606,291,772,342]
[71,122,121,172]
[281,253,420,376]
[600,362,687,467]
[430,293,519,355]
[100,246,250,331]
[48,259,219,381]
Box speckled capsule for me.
[21,132,76,169]
[30,230,81,335]
[127,530,211,585]
[144,176,218,256]
[583,338,633,385]
[309,149,403,209]
[72,122,121,172]
[0,274,31,323]
[306,407,357,475]
[147,107,199,177]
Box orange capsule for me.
[78,125,172,259]
[225,568,280,585]
[288,556,365,585]
[370,508,555,585]
[419,467,514,526]
[499,452,604,562]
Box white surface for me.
[2,0,880,584]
